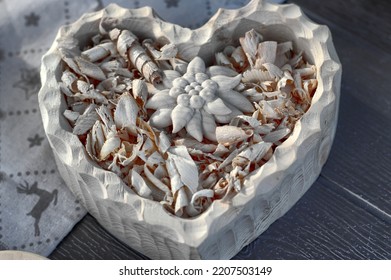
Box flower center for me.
[171,74,218,109]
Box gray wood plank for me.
[322,91,391,214]
[49,214,148,260]
[233,178,391,260]
[291,0,391,53]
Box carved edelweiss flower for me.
[145,56,254,142]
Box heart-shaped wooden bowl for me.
[38,0,341,259]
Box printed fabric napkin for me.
[0,0,283,257]
[0,0,99,256]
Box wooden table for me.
[49,0,391,259]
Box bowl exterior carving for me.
[38,0,341,259]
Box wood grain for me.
[291,0,391,54]
[322,92,391,214]
[233,178,391,260]
[49,214,148,260]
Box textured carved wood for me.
[39,0,341,259]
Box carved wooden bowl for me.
[38,0,341,259]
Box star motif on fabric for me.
[164,0,180,8]
[13,68,41,100]
[24,12,40,27]
[27,134,44,148]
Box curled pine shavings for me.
[59,22,317,218]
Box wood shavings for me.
[59,24,317,218]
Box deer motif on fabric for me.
[17,181,58,236]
